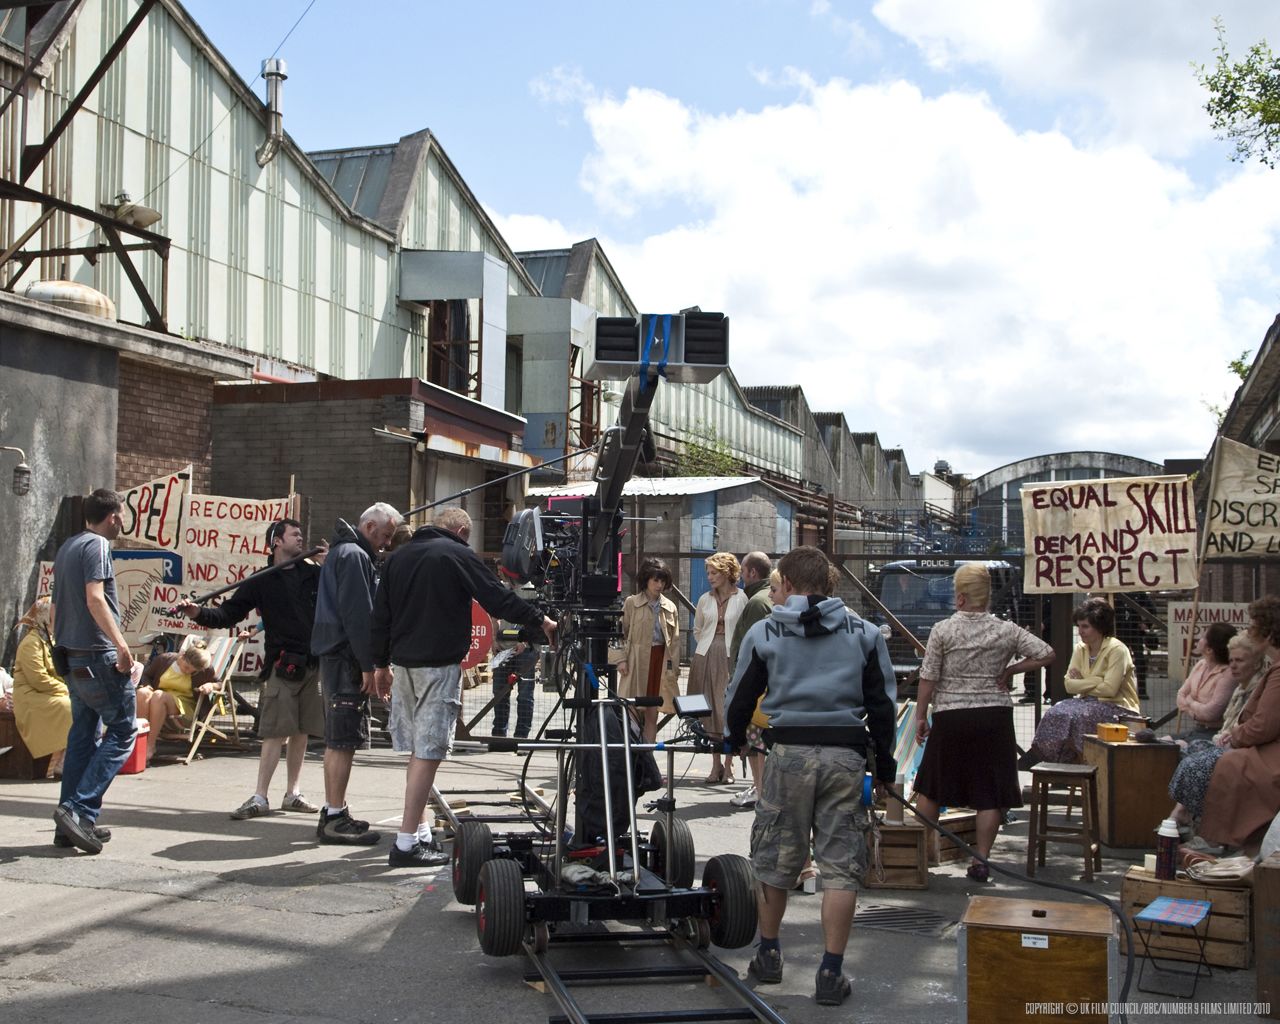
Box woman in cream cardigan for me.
[687,552,746,783]
[616,558,681,743]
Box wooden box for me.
[1082,736,1180,848]
[0,708,51,780]
[959,895,1117,1023]
[1121,866,1251,968]
[935,809,978,864]
[1255,853,1280,1017]
[864,820,929,889]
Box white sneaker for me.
[730,785,757,807]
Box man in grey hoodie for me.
[725,545,897,1008]
[311,502,401,844]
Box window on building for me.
[426,299,479,399]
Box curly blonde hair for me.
[705,552,741,584]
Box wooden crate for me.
[864,820,929,889]
[0,708,51,780]
[934,809,978,865]
[960,895,1116,1024]
[1082,736,1180,847]
[1255,853,1280,1017]
[1121,866,1251,968]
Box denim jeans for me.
[59,651,137,823]
[492,672,536,738]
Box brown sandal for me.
[703,765,726,785]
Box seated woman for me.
[10,598,71,779]
[136,642,216,764]
[1196,597,1280,852]
[1021,597,1139,767]
[1169,622,1237,743]
[1168,632,1264,832]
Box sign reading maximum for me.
[1021,476,1198,593]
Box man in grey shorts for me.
[725,546,897,1007]
[180,518,326,820]
[371,507,556,867]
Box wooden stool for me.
[1026,762,1102,882]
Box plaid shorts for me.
[750,743,870,891]
[389,664,463,761]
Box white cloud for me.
[870,0,1278,156]
[506,74,1280,473]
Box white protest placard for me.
[1021,476,1199,593]
[37,561,54,598]
[1166,601,1251,683]
[114,554,170,646]
[119,465,189,551]
[1204,436,1280,557]
[180,493,294,587]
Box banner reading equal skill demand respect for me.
[1021,475,1199,594]
[1204,436,1280,557]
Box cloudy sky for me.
[185,0,1280,476]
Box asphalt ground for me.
[0,686,1265,1024]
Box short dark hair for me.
[1073,597,1115,638]
[1248,595,1280,647]
[637,557,672,590]
[265,518,302,550]
[83,488,122,525]
[1203,621,1237,662]
[778,546,830,595]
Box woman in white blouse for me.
[687,552,746,784]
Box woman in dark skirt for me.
[912,564,1056,882]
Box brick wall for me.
[115,357,213,492]
[212,395,412,542]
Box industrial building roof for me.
[528,475,761,498]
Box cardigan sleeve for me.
[1064,640,1131,699]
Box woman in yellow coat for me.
[11,598,71,778]
[616,558,680,743]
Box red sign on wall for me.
[461,600,494,670]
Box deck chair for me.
[182,633,249,764]
[892,700,928,795]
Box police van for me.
[867,558,1022,692]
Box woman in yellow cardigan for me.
[1021,597,1139,767]
[11,598,71,778]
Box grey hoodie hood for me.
[769,595,850,636]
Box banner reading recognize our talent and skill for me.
[1020,476,1199,594]
[1203,436,1280,557]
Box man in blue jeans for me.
[49,488,137,854]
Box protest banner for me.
[179,493,292,676]
[119,465,189,551]
[1021,475,1199,594]
[1203,436,1280,557]
[1167,601,1251,683]
[37,561,54,598]
[114,554,171,646]
[180,493,294,588]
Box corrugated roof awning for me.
[528,475,760,498]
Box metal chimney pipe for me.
[255,58,288,167]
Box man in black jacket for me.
[371,507,556,867]
[179,519,326,820]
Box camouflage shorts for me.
[750,743,869,891]
[388,664,463,760]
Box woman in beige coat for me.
[616,558,680,742]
